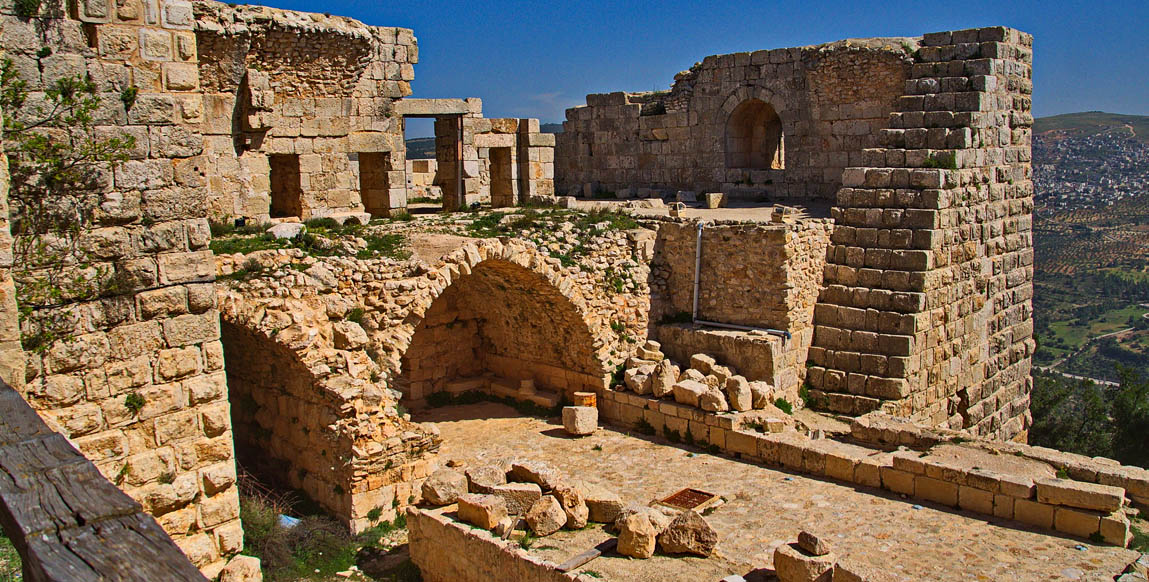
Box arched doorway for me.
[725,99,785,170]
[398,258,605,408]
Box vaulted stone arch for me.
[217,273,439,534]
[395,240,611,407]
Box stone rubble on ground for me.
[456,493,507,530]
[421,469,468,506]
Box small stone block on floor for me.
[562,406,598,436]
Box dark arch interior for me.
[398,259,604,408]
[726,99,785,170]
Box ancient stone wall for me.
[0,0,242,575]
[648,218,831,396]
[408,507,586,582]
[806,27,1035,441]
[195,2,413,221]
[213,233,650,528]
[555,39,912,200]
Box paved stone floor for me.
[416,403,1139,582]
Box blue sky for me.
[260,0,1147,136]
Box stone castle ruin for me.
[0,0,1146,580]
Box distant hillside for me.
[405,123,562,159]
[406,137,435,159]
[1035,111,1149,143]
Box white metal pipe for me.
[692,221,705,322]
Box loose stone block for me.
[509,460,564,491]
[421,469,465,506]
[456,493,507,530]
[524,496,565,536]
[553,484,589,529]
[725,376,753,412]
[489,482,542,515]
[797,530,831,556]
[774,542,834,582]
[465,465,507,494]
[699,387,730,412]
[673,380,708,407]
[657,510,718,556]
[561,406,597,436]
[584,484,623,523]
[617,512,658,559]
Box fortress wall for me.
[807,27,1035,440]
[555,41,910,199]
[0,0,240,575]
[195,2,413,221]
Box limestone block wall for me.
[603,393,1140,548]
[648,218,831,395]
[195,2,413,221]
[0,0,242,575]
[806,27,1035,441]
[556,39,912,199]
[0,112,20,388]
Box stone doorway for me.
[489,147,515,208]
[269,154,303,218]
[359,151,397,217]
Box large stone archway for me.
[398,256,607,407]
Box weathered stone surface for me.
[774,542,834,582]
[651,359,679,398]
[553,484,589,529]
[562,406,597,436]
[700,387,730,412]
[465,465,507,494]
[489,482,542,515]
[509,460,564,491]
[456,493,507,530]
[584,484,623,523]
[725,376,753,412]
[690,353,716,374]
[219,555,263,582]
[797,530,831,556]
[332,321,368,350]
[749,381,772,409]
[617,512,658,559]
[421,469,467,506]
[673,379,708,407]
[524,495,565,536]
[831,561,898,582]
[624,366,655,394]
[268,223,304,239]
[1035,478,1125,512]
[657,510,718,556]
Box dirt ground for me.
[415,402,1139,582]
